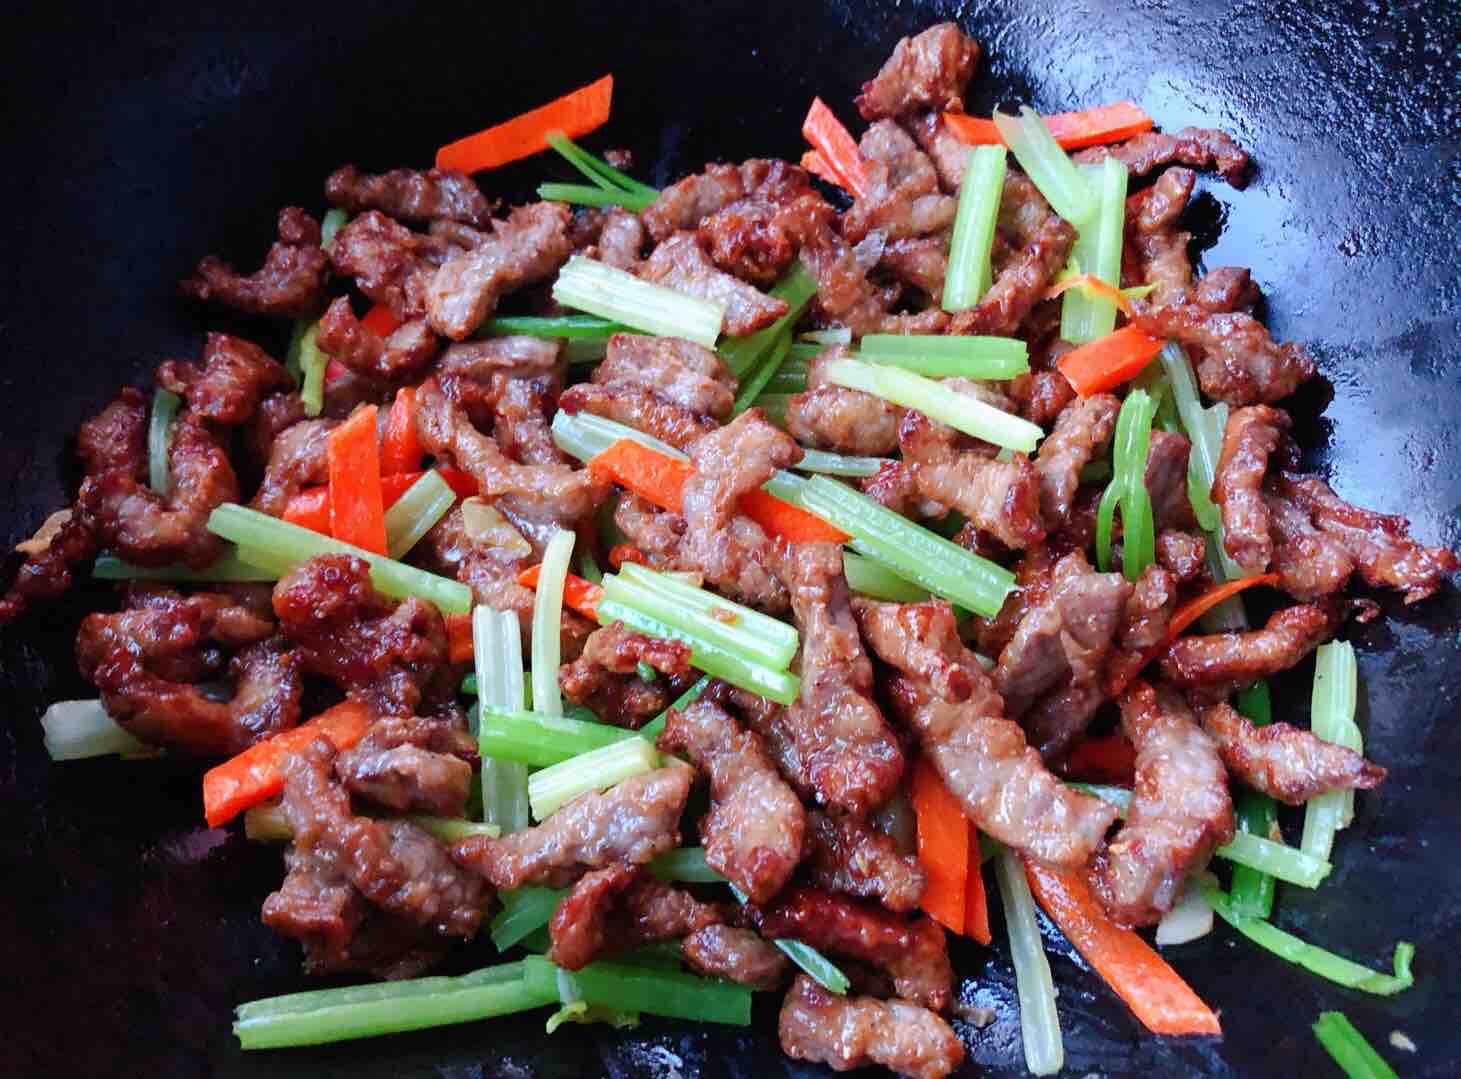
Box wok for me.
[1,1,1458,1075]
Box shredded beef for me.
[582,208,646,270]
[1200,701,1384,805]
[1145,430,1198,531]
[798,226,901,336]
[682,924,790,990]
[180,206,328,318]
[251,417,336,516]
[697,160,832,285]
[547,863,723,971]
[639,231,789,336]
[329,210,450,322]
[1125,167,1196,308]
[1136,304,1315,406]
[786,346,904,455]
[335,716,476,816]
[1092,681,1234,926]
[1074,127,1252,186]
[842,121,957,244]
[855,22,980,120]
[905,419,1045,549]
[804,810,926,912]
[642,161,757,243]
[157,333,292,426]
[1157,529,1208,583]
[948,209,1075,337]
[1035,394,1120,529]
[559,620,692,727]
[1214,404,1290,573]
[779,975,964,1079]
[1195,265,1262,314]
[1159,602,1338,688]
[433,335,562,426]
[326,165,494,227]
[316,297,440,381]
[904,110,971,192]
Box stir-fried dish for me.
[10,22,1453,1079]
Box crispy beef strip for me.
[682,924,790,990]
[786,346,904,455]
[779,974,964,1079]
[642,161,765,243]
[580,207,646,270]
[180,206,328,319]
[316,297,440,381]
[1074,127,1252,186]
[904,109,972,193]
[697,161,832,285]
[547,863,724,971]
[251,417,336,516]
[700,679,815,799]
[334,716,477,817]
[772,540,905,816]
[798,224,904,336]
[157,333,292,426]
[1035,393,1120,529]
[1102,565,1179,695]
[1007,335,1078,426]
[451,767,691,889]
[842,121,957,244]
[1160,602,1338,688]
[433,335,562,427]
[0,509,97,625]
[854,22,980,120]
[1214,404,1289,573]
[272,554,452,715]
[1157,529,1208,583]
[639,231,789,336]
[1194,266,1262,314]
[1200,701,1384,805]
[329,210,455,322]
[972,544,1056,658]
[756,885,952,1010]
[1145,430,1198,530]
[559,620,693,727]
[659,699,806,904]
[1135,304,1314,405]
[1092,681,1234,926]
[803,810,926,912]
[426,201,573,340]
[879,234,949,299]
[854,598,1118,866]
[325,165,495,227]
[1124,166,1196,307]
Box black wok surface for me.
[2,1,1458,1075]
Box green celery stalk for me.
[148,388,181,494]
[550,409,688,465]
[1229,681,1280,917]
[942,144,1008,309]
[1094,389,1157,580]
[1202,884,1414,995]
[490,888,568,951]
[799,327,851,346]
[822,357,1043,453]
[477,709,627,767]
[798,475,1015,618]
[531,530,577,718]
[527,737,659,820]
[764,357,808,394]
[991,107,1096,227]
[539,182,645,211]
[522,956,752,1026]
[92,548,278,582]
[1312,1011,1399,1079]
[475,606,531,833]
[297,323,328,417]
[792,449,889,478]
[731,324,794,414]
[648,847,725,883]
[383,469,457,559]
[757,393,794,427]
[718,263,819,380]
[996,849,1064,1075]
[859,332,1029,379]
[319,207,349,247]
[545,132,659,202]
[786,341,822,362]
[632,674,711,744]
[842,552,930,602]
[483,314,624,338]
[1079,460,1113,485]
[209,504,471,613]
[553,256,724,348]
[1160,342,1239,566]
[1060,157,1130,343]
[1302,642,1362,858]
[40,700,149,761]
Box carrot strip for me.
[436,74,613,173]
[1043,272,1136,317]
[1024,859,1221,1035]
[361,303,403,338]
[945,101,1154,151]
[911,758,968,935]
[436,468,479,498]
[608,544,647,570]
[381,387,422,474]
[800,149,844,190]
[801,98,870,199]
[324,358,349,384]
[738,488,850,545]
[965,831,993,945]
[282,486,331,534]
[518,564,604,620]
[1056,325,1165,396]
[588,439,694,514]
[1060,732,1137,784]
[202,700,375,828]
[326,405,388,555]
[1166,573,1281,641]
[446,612,474,664]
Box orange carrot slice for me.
[911,758,968,935]
[588,439,694,514]
[1057,325,1165,396]
[381,387,422,475]
[945,102,1154,151]
[1043,272,1136,317]
[801,97,870,199]
[738,488,849,545]
[446,612,474,664]
[361,303,403,337]
[436,75,613,173]
[517,564,604,620]
[326,405,387,555]
[965,832,993,945]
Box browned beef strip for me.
[316,297,440,381]
[581,208,646,270]
[908,435,1045,550]
[1268,473,1457,603]
[1195,265,1262,314]
[451,767,691,888]
[1103,565,1180,697]
[1145,430,1198,531]
[251,417,336,516]
[697,160,832,285]
[1136,304,1315,405]
[79,411,237,569]
[1200,701,1384,805]
[786,347,904,455]
[329,210,451,321]
[682,924,790,990]
[773,541,904,817]
[659,699,806,904]
[842,121,957,244]
[433,335,562,426]
[1007,337,1077,426]
[798,225,901,336]
[1092,681,1234,927]
[560,382,719,451]
[700,679,815,799]
[180,206,328,319]
[947,209,1076,337]
[855,22,980,120]
[639,231,789,336]
[642,162,755,243]
[427,202,573,340]
[325,165,494,227]
[0,509,98,625]
[157,333,292,425]
[972,544,1055,657]
[1124,167,1196,308]
[1035,393,1120,528]
[1160,602,1338,688]
[272,554,451,715]
[779,974,964,1079]
[804,810,926,912]
[559,620,692,727]
[334,716,476,816]
[880,235,949,298]
[262,843,371,976]
[1214,404,1290,573]
[855,598,1118,865]
[548,863,723,970]
[1074,127,1252,186]
[757,886,952,1010]
[1157,529,1208,583]
[904,109,972,192]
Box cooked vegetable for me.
[531,530,577,719]
[648,847,725,883]
[147,388,181,494]
[538,183,640,209]
[859,332,1028,379]
[92,549,277,583]
[546,131,659,208]
[553,255,724,347]
[737,486,849,544]
[1302,641,1363,859]
[991,107,1096,226]
[522,956,753,1026]
[799,148,839,188]
[527,736,659,820]
[1060,158,1129,343]
[41,700,149,761]
[491,888,568,951]
[436,74,613,173]
[325,405,388,555]
[632,674,710,745]
[1159,341,1236,560]
[945,101,1154,151]
[800,97,869,198]
[719,263,819,382]
[842,551,930,602]
[477,709,626,767]
[1164,573,1281,641]
[942,143,1008,309]
[1312,1010,1399,1079]
[1057,325,1165,397]
[551,409,685,464]
[380,387,421,474]
[1228,681,1280,918]
[996,849,1065,1074]
[726,883,850,994]
[483,313,624,339]
[296,323,328,417]
[1095,388,1157,580]
[615,562,799,668]
[517,563,603,620]
[383,469,456,559]
[1154,876,1215,947]
[474,606,532,833]
[791,449,889,477]
[911,758,968,934]
[965,835,993,945]
[731,325,794,414]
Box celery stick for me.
[531,529,576,718]
[550,409,687,464]
[319,208,349,247]
[297,323,328,417]
[648,847,726,883]
[483,314,624,338]
[546,132,659,201]
[731,324,794,415]
[522,956,752,1026]
[553,256,724,347]
[528,737,659,820]
[726,884,850,994]
[996,849,1064,1075]
[757,393,794,427]
[632,674,711,744]
[1302,642,1362,859]
[860,332,1028,378]
[718,263,819,380]
[943,144,1008,308]
[539,182,644,211]
[1061,157,1129,343]
[40,700,149,761]
[384,469,456,559]
[477,708,629,767]
[475,607,531,833]
[792,449,890,478]
[1229,681,1280,917]
[992,107,1096,227]
[491,888,568,951]
[1313,1011,1399,1079]
[842,552,930,602]
[147,388,181,494]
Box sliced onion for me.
[1155,872,1217,946]
[461,497,532,557]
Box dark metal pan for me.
[1,1,1457,1074]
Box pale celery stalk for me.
[553,256,724,347]
[992,107,1096,226]
[1061,157,1129,343]
[147,388,181,493]
[859,332,1028,378]
[41,700,149,760]
[531,530,576,718]
[383,470,456,559]
[791,449,890,477]
[996,848,1063,1075]
[942,144,1008,308]
[1302,641,1362,858]
[527,738,659,820]
[475,606,531,833]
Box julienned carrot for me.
[446,612,474,664]
[800,149,842,189]
[1023,859,1221,1036]
[282,487,331,534]
[1057,325,1165,396]
[361,303,403,338]
[911,758,968,935]
[801,97,870,199]
[202,700,375,828]
[588,439,694,513]
[1166,573,1281,641]
[381,387,422,474]
[327,405,388,554]
[436,74,613,173]
[1044,272,1135,316]
[518,564,604,620]
[436,468,478,498]
[284,470,470,535]
[945,101,1154,151]
[1060,733,1137,784]
[738,488,850,545]
[965,831,992,945]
